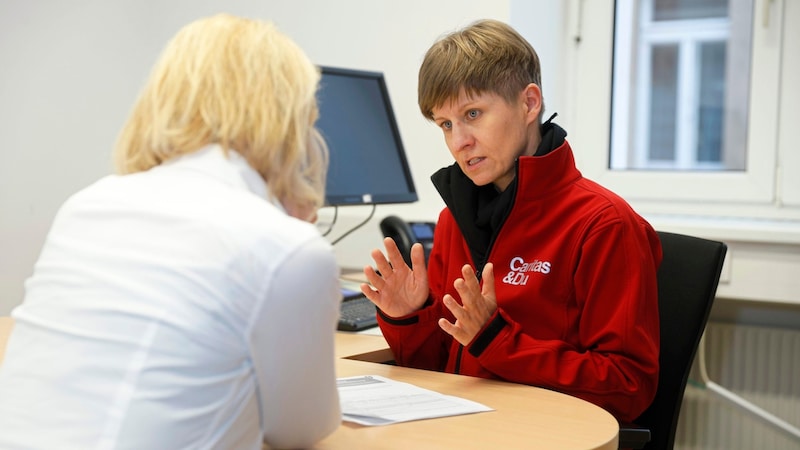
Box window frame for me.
[778,0,800,207]
[612,1,733,171]
[567,0,783,206]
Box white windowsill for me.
[644,214,800,246]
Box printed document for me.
[337,375,493,426]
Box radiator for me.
[675,322,800,450]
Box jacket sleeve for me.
[468,219,662,423]
[376,301,451,371]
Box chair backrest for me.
[632,231,727,450]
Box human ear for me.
[523,83,542,122]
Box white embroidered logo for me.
[502,256,551,285]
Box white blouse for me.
[0,146,342,449]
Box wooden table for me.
[325,332,619,450]
[0,316,12,365]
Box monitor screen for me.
[316,66,417,206]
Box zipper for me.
[455,161,519,373]
[474,159,519,281]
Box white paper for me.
[337,375,493,426]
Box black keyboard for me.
[338,294,378,332]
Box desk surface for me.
[328,332,619,450]
[0,319,619,449]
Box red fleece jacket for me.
[377,140,662,423]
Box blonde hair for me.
[114,14,328,211]
[418,19,544,122]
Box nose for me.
[448,122,473,153]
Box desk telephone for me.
[379,215,435,266]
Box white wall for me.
[0,0,534,314]
[6,1,795,317]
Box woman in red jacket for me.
[360,19,662,423]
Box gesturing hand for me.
[360,237,430,318]
[438,263,497,346]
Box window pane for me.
[649,45,679,161]
[654,0,728,21]
[610,0,752,171]
[697,41,726,163]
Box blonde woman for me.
[0,14,341,449]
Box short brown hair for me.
[114,14,328,211]
[418,19,543,121]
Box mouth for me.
[466,157,485,166]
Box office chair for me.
[619,231,727,450]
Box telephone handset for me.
[379,215,435,267]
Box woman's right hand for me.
[360,237,429,318]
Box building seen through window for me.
[611,0,753,171]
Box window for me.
[611,0,752,171]
[565,0,791,209]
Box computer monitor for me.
[316,66,418,206]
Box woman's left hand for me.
[438,263,497,346]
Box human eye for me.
[438,120,452,131]
[466,109,480,120]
